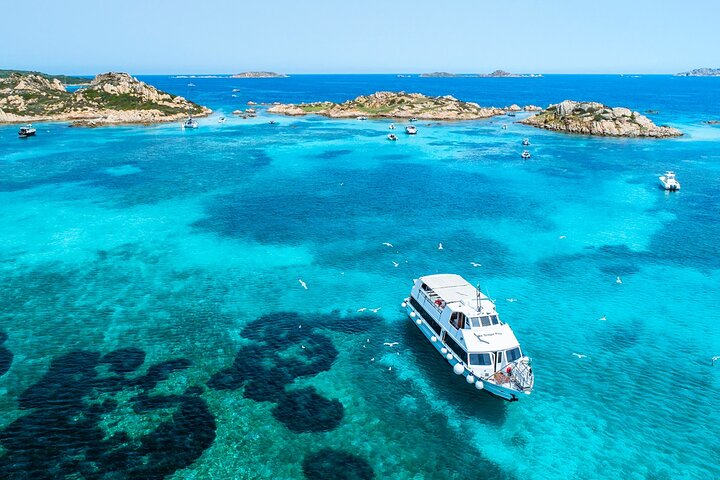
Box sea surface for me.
[1,74,719,479]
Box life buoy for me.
[506,366,512,374]
[435,299,443,307]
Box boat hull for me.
[404,302,522,402]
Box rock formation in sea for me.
[0,72,210,125]
[519,100,682,137]
[231,71,287,78]
[268,91,507,120]
[675,68,720,77]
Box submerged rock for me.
[519,100,682,137]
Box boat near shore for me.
[403,274,534,401]
[405,125,417,135]
[18,124,36,138]
[182,117,198,129]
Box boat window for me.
[470,317,480,328]
[470,353,492,366]
[496,351,504,364]
[444,335,467,361]
[480,316,491,327]
[506,347,522,363]
[490,315,499,325]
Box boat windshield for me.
[506,347,522,362]
[469,353,492,365]
[470,315,499,327]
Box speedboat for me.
[404,274,534,401]
[405,125,417,135]
[659,171,680,191]
[18,124,36,138]
[387,134,398,141]
[409,117,417,123]
[182,117,198,129]
[357,116,368,121]
[218,117,226,124]
[522,138,530,146]
[521,150,531,159]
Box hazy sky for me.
[2,0,717,74]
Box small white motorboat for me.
[182,117,199,129]
[405,125,417,135]
[409,117,417,123]
[404,274,534,401]
[387,134,398,141]
[389,123,396,130]
[522,138,530,146]
[18,124,36,138]
[357,116,368,121]
[521,150,531,159]
[659,171,680,191]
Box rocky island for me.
[267,91,508,120]
[0,69,90,85]
[0,72,210,125]
[231,71,287,78]
[520,100,682,137]
[420,70,540,78]
[675,68,720,77]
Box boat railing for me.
[418,289,443,314]
[491,358,533,392]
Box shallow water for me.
[1,75,719,479]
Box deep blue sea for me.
[1,74,719,479]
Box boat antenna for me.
[476,282,482,313]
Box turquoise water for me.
[1,75,719,479]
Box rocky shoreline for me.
[520,100,682,137]
[0,72,210,125]
[267,91,540,120]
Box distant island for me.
[0,69,90,85]
[420,70,541,78]
[267,91,546,120]
[675,68,720,77]
[0,72,210,125]
[231,71,287,78]
[520,100,682,137]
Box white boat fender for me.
[401,302,407,308]
[446,353,453,361]
[430,336,437,342]
[453,363,464,375]
[415,319,422,325]
[441,347,448,354]
[475,380,484,390]
[410,312,416,318]
[466,375,475,384]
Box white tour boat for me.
[403,274,534,401]
[405,125,417,135]
[659,171,680,191]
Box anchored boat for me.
[659,171,680,191]
[387,133,398,141]
[18,124,36,138]
[405,125,417,135]
[521,150,531,159]
[403,274,534,401]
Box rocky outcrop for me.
[267,91,505,120]
[519,100,682,137]
[231,71,287,78]
[675,68,720,77]
[0,72,210,125]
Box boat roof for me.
[419,274,497,315]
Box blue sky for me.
[2,0,717,74]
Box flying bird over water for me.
[559,235,567,239]
[712,356,719,366]
[506,298,518,303]
[572,353,587,359]
[382,242,394,247]
[598,315,607,321]
[392,261,399,267]
[470,262,482,267]
[616,276,622,284]
[383,342,399,347]
[370,307,382,313]
[357,307,367,312]
[438,243,443,250]
[298,279,307,290]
